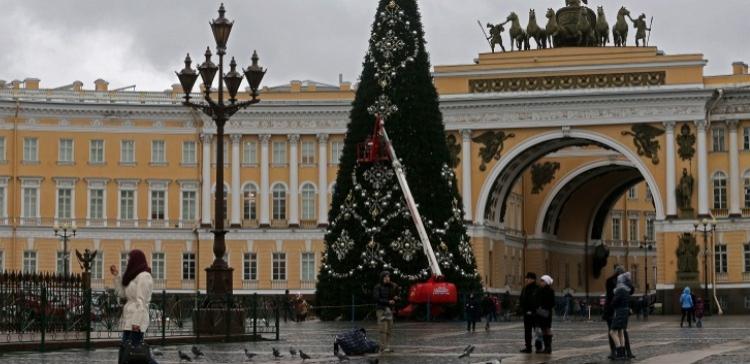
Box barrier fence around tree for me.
[0,271,280,352]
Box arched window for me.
[212,184,229,221]
[713,172,727,209]
[300,183,316,221]
[744,171,750,208]
[272,184,286,220]
[243,183,257,220]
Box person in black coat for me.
[604,265,634,359]
[519,272,538,353]
[465,293,480,332]
[609,272,633,360]
[373,271,399,353]
[481,293,496,331]
[535,275,556,354]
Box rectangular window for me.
[120,190,135,220]
[0,250,4,272]
[243,252,257,281]
[120,252,128,275]
[611,217,621,241]
[744,127,750,151]
[182,141,196,164]
[243,141,257,164]
[92,253,103,279]
[23,251,37,274]
[646,217,655,241]
[715,245,728,273]
[301,141,315,164]
[56,251,68,274]
[628,218,638,241]
[744,175,750,208]
[0,186,4,218]
[272,141,287,165]
[272,252,286,281]
[151,140,166,163]
[59,139,74,163]
[22,187,38,218]
[744,244,750,273]
[152,252,165,280]
[89,139,104,163]
[627,186,637,199]
[120,140,135,163]
[714,177,727,209]
[0,136,5,161]
[181,190,197,221]
[301,252,315,281]
[182,252,196,280]
[90,189,104,219]
[23,138,38,162]
[712,127,725,152]
[150,190,165,220]
[331,141,344,165]
[57,188,73,219]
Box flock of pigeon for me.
[151,344,380,363]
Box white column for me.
[696,120,710,217]
[201,133,213,226]
[461,129,473,222]
[317,133,329,226]
[728,120,742,217]
[664,122,677,218]
[288,134,300,227]
[259,134,271,227]
[230,134,242,227]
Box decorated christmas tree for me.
[316,0,481,320]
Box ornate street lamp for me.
[175,3,266,300]
[694,218,716,313]
[639,237,653,295]
[53,222,77,276]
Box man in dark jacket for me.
[373,271,399,353]
[481,293,496,331]
[605,265,634,359]
[519,272,538,353]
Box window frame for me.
[712,127,726,152]
[243,252,258,281]
[181,141,196,165]
[301,141,315,165]
[713,172,728,209]
[182,252,196,281]
[272,252,287,281]
[23,250,37,274]
[272,183,287,220]
[152,252,165,280]
[243,141,257,165]
[300,183,316,221]
[151,140,166,164]
[58,138,74,163]
[611,216,621,241]
[23,137,38,162]
[89,139,105,164]
[330,141,344,165]
[272,141,287,165]
[301,252,315,281]
[120,140,135,164]
[715,244,728,274]
[243,183,258,220]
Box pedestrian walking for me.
[535,275,555,354]
[465,293,480,332]
[604,265,634,359]
[609,272,633,360]
[519,272,539,354]
[694,296,705,328]
[481,293,496,330]
[680,286,694,328]
[373,271,399,353]
[502,290,512,321]
[110,249,159,364]
[563,292,573,321]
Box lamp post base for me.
[205,266,234,298]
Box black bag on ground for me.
[119,340,151,364]
[333,327,379,356]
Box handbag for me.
[120,338,151,364]
[535,307,550,319]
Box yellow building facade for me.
[1,47,750,312]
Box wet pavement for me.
[2,316,750,363]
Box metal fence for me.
[0,271,280,351]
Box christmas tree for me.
[316,0,481,320]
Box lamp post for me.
[175,3,266,299]
[53,222,77,276]
[639,237,653,295]
[693,218,716,313]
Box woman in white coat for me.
[110,249,158,364]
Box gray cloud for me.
[1,0,747,91]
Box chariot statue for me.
[551,0,597,47]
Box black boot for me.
[543,335,552,354]
[520,347,532,354]
[615,347,628,361]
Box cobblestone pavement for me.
[2,316,750,363]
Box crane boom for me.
[378,117,443,277]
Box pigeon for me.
[243,348,257,361]
[178,350,193,362]
[335,351,350,361]
[192,345,205,358]
[151,347,164,356]
[289,347,298,357]
[458,344,475,359]
[299,350,312,361]
[272,347,284,359]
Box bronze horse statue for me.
[613,6,630,47]
[545,8,560,48]
[575,6,595,46]
[526,9,547,49]
[507,12,530,51]
[595,6,610,46]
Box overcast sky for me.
[1,0,747,91]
